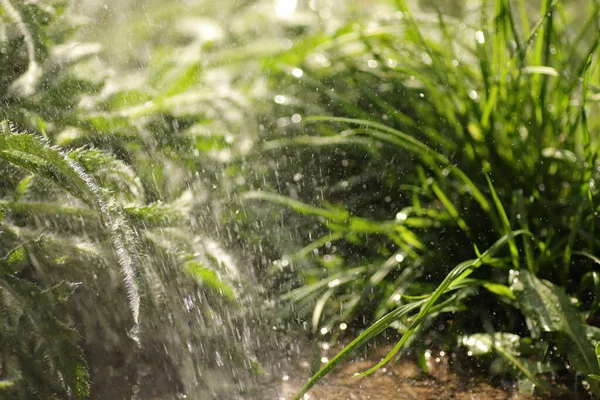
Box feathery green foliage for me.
[0,1,267,398]
[3,0,600,398]
[240,0,600,397]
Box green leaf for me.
[357,231,528,377]
[305,116,491,213]
[292,298,426,400]
[183,261,235,300]
[1,0,46,96]
[312,288,335,334]
[14,174,34,201]
[482,282,516,301]
[510,270,600,394]
[459,332,554,392]
[0,379,15,389]
[1,246,27,274]
[0,125,95,207]
[484,172,519,268]
[430,181,467,232]
[243,191,349,221]
[38,281,80,304]
[0,121,142,324]
[124,202,185,226]
[293,231,527,400]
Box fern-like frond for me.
[0,120,141,325]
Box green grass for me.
[2,0,600,398]
[244,0,600,397]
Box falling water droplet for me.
[129,324,141,348]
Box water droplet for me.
[421,53,432,65]
[475,30,485,44]
[396,212,408,221]
[319,7,331,19]
[328,278,341,288]
[275,0,297,17]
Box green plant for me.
[4,0,600,397]
[591,343,600,381]
[0,1,267,398]
[244,0,600,397]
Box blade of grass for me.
[485,172,519,269]
[514,190,535,273]
[430,182,468,233]
[0,200,98,219]
[261,135,375,151]
[355,230,528,378]
[242,191,349,221]
[312,288,335,334]
[304,116,491,213]
[581,52,595,161]
[293,292,463,400]
[293,232,344,259]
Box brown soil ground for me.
[258,343,537,400]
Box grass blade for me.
[485,172,519,269]
[294,231,528,399]
[510,269,600,395]
[356,231,527,378]
[305,116,491,213]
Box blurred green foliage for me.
[2,0,600,398]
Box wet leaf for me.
[459,332,554,392]
[0,246,27,274]
[14,174,34,201]
[184,260,235,300]
[510,269,600,393]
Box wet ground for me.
[258,342,535,400]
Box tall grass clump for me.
[245,0,600,397]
